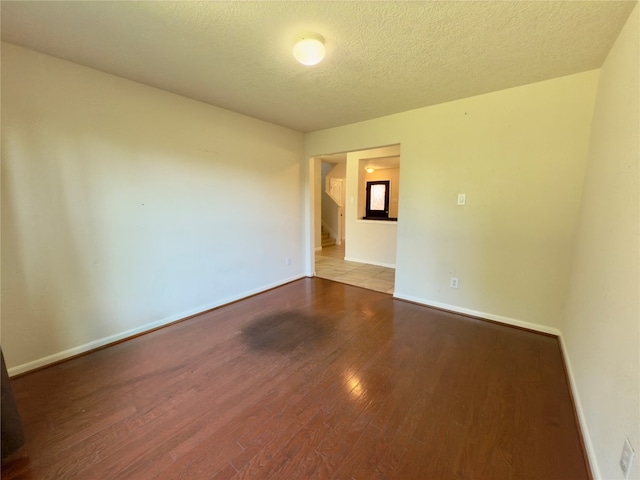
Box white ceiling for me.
[1,1,636,133]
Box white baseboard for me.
[9,276,598,479]
[8,274,306,377]
[344,257,396,269]
[392,293,561,336]
[557,335,600,479]
[393,293,598,477]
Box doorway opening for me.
[311,144,400,294]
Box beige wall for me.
[321,162,345,243]
[306,70,599,331]
[342,147,399,268]
[561,5,639,480]
[1,43,305,373]
[312,158,322,251]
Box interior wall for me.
[306,70,599,331]
[321,162,334,191]
[561,5,639,480]
[320,162,340,242]
[320,191,341,243]
[1,43,306,373]
[313,158,322,252]
[343,149,399,268]
[325,162,346,191]
[325,162,346,242]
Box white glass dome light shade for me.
[293,33,326,66]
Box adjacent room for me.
[314,145,399,293]
[1,2,638,479]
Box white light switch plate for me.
[621,438,635,479]
[457,194,466,205]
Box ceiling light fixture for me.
[365,167,374,173]
[293,33,325,66]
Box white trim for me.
[392,293,561,336]
[557,335,600,479]
[344,257,396,269]
[8,274,306,377]
[392,293,600,475]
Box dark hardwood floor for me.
[1,278,590,479]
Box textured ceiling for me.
[1,1,636,132]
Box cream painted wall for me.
[320,162,341,242]
[313,158,322,252]
[326,162,346,241]
[1,43,305,373]
[320,191,341,242]
[306,70,599,331]
[561,5,639,480]
[344,151,398,268]
[321,161,335,191]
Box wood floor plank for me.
[1,278,590,480]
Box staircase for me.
[321,226,335,248]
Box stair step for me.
[321,227,335,247]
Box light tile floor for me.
[315,243,395,294]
